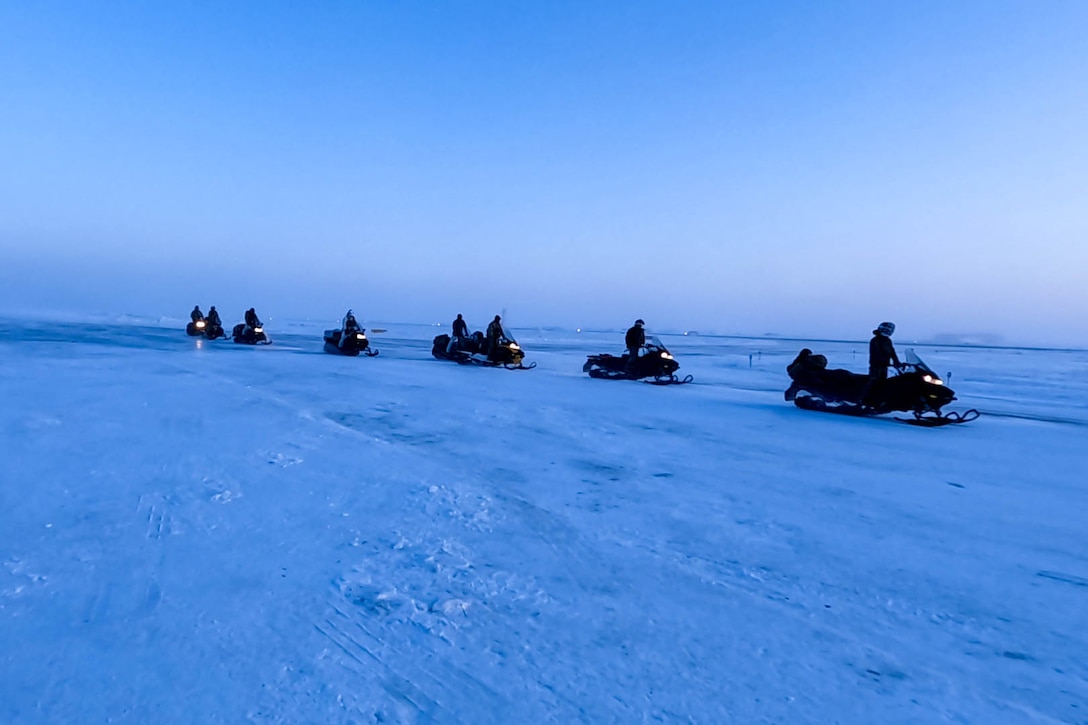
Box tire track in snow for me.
[313,591,510,720]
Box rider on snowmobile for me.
[486,315,505,355]
[339,310,361,349]
[448,314,469,353]
[625,319,645,370]
[244,308,261,333]
[191,305,204,323]
[206,306,221,328]
[861,321,903,407]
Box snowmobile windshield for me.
[646,336,669,352]
[903,348,935,374]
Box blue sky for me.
[2,1,1086,343]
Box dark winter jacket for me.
[245,309,260,328]
[487,319,505,342]
[206,308,221,327]
[625,325,645,350]
[869,332,900,372]
[191,307,203,323]
[452,317,468,338]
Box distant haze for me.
[2,3,1086,347]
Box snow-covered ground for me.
[2,315,1086,723]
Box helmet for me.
[877,322,895,336]
[635,319,644,326]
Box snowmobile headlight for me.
[195,320,205,328]
[356,333,366,340]
[508,343,520,350]
[254,327,263,334]
[923,374,943,385]
[660,352,672,359]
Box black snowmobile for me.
[583,337,692,385]
[203,320,226,340]
[324,327,378,356]
[784,348,978,426]
[232,320,270,345]
[186,318,226,339]
[432,331,535,369]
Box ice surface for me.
[1,316,1086,723]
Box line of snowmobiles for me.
[181,314,978,427]
[185,313,380,353]
[187,319,267,344]
[186,307,269,345]
[784,348,979,427]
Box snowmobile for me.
[203,320,226,340]
[323,327,378,356]
[232,321,270,345]
[583,337,693,385]
[431,331,535,369]
[784,348,978,426]
[185,318,226,340]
